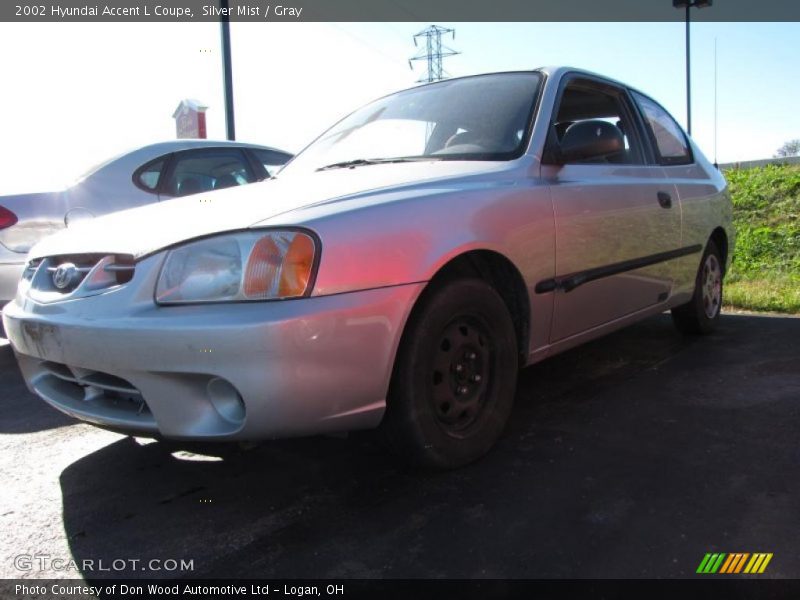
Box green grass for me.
[723,164,800,314]
[725,274,800,313]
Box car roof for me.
[80,140,292,181]
[132,139,290,156]
[407,67,667,117]
[537,66,654,96]
[536,65,623,82]
[406,66,633,94]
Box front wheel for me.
[671,240,724,335]
[380,278,518,469]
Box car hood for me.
[29,160,514,260]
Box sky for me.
[0,20,798,194]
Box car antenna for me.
[714,36,719,170]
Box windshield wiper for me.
[316,157,440,171]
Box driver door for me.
[541,76,682,342]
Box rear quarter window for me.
[631,91,693,166]
[134,158,166,192]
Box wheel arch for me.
[709,226,729,274]
[406,249,531,365]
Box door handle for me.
[657,191,673,209]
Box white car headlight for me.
[155,230,318,305]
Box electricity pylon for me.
[409,25,459,83]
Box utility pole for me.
[409,25,459,83]
[672,0,713,136]
[684,3,691,135]
[220,0,235,140]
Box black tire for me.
[379,278,518,469]
[671,240,724,335]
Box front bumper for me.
[3,257,422,440]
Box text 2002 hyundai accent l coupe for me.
[4,67,733,468]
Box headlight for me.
[155,230,317,304]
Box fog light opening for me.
[206,377,246,423]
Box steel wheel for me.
[431,317,493,435]
[380,277,518,469]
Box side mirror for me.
[558,120,625,164]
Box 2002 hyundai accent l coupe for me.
[3,67,733,468]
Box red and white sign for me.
[173,99,208,139]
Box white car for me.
[0,140,292,303]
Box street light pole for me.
[220,0,235,141]
[673,0,712,137]
[685,3,691,135]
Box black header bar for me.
[3,0,800,22]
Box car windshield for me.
[281,72,543,174]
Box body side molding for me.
[535,244,703,294]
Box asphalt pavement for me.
[1,311,798,580]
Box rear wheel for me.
[671,240,723,335]
[380,278,518,469]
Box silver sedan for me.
[3,67,734,468]
[0,140,292,303]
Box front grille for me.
[44,253,102,292]
[24,253,135,302]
